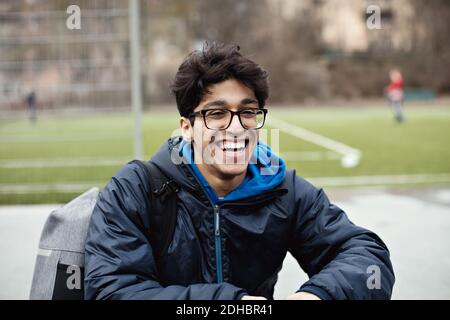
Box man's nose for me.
[227,113,244,133]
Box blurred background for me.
[0,0,449,300]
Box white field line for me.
[280,151,341,161]
[0,182,104,194]
[0,134,131,142]
[308,174,450,187]
[267,116,362,158]
[0,151,340,169]
[1,174,449,194]
[0,158,131,168]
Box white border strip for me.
[280,151,341,161]
[1,174,449,194]
[0,158,130,168]
[268,116,362,164]
[0,182,103,194]
[308,174,450,187]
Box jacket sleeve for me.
[287,174,395,300]
[84,162,247,300]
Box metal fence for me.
[0,0,132,113]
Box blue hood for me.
[178,138,286,204]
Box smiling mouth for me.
[220,138,250,153]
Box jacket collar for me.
[151,136,287,206]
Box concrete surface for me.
[0,187,449,300]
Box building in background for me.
[0,0,449,113]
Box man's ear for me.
[180,117,193,141]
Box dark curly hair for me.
[171,41,269,117]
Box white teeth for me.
[222,141,245,152]
[217,139,248,152]
[223,142,245,149]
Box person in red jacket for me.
[386,68,405,123]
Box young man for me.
[386,68,405,123]
[84,43,395,300]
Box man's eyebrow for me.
[202,100,227,109]
[239,98,258,106]
[201,98,258,110]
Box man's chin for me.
[214,163,248,179]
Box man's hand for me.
[286,292,321,300]
[241,295,267,300]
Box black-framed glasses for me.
[189,108,268,130]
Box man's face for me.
[180,79,260,179]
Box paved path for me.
[1,187,449,300]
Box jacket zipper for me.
[184,164,224,283]
[213,204,223,283]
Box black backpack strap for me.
[133,160,179,259]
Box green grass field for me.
[1,105,449,204]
